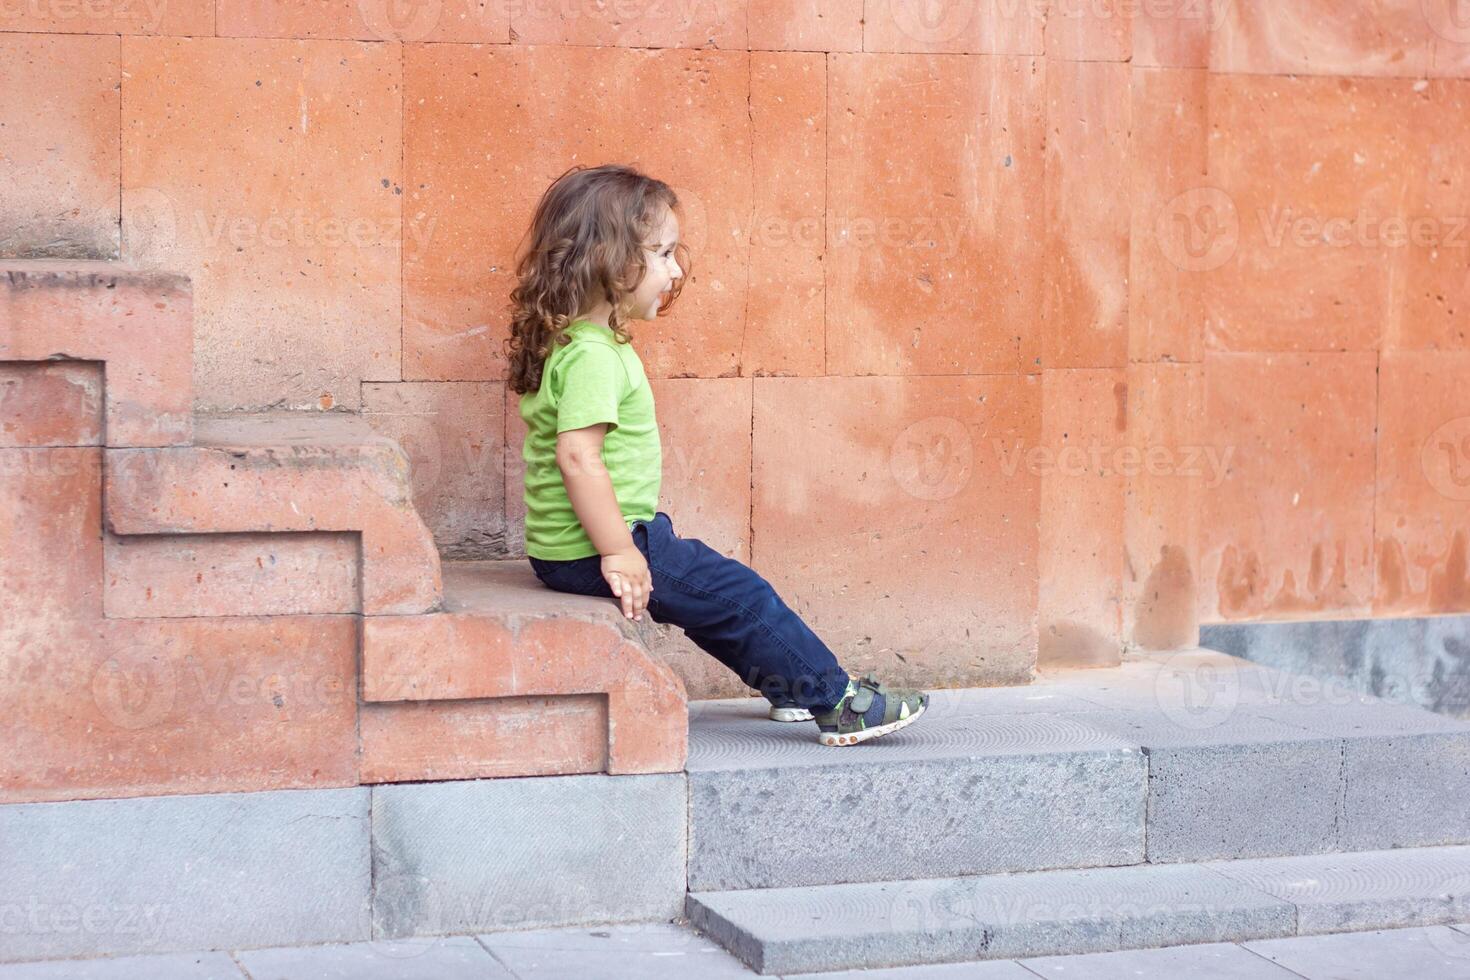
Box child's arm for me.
[556,423,654,622]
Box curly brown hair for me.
[503,163,692,395]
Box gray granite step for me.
[687,651,1470,890]
[686,843,1470,975]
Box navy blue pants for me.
[528,511,851,711]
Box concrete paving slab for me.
[1243,925,1470,979]
[0,951,244,979]
[1019,941,1301,978]
[234,935,509,979]
[1203,845,1470,935]
[479,922,752,979]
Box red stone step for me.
[362,559,688,779]
[104,411,443,617]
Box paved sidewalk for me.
[2,919,1469,978]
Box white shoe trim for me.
[817,702,926,746]
[768,706,814,722]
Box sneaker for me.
[767,699,813,723]
[812,673,928,746]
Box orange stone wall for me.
[5,2,1470,691]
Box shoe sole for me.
[768,706,814,722]
[817,701,926,746]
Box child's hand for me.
[601,548,653,621]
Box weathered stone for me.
[0,262,192,447]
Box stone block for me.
[0,362,103,448]
[0,787,370,962]
[0,263,192,447]
[122,36,400,412]
[359,695,609,783]
[825,53,1045,376]
[103,532,359,618]
[0,36,119,260]
[1199,352,1377,622]
[369,774,686,937]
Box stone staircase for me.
[683,651,1470,973]
[1,259,686,807]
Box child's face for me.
[624,209,683,321]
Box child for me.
[503,163,928,746]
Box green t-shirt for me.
[520,320,662,560]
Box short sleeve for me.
[550,342,628,434]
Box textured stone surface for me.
[0,787,370,962]
[478,922,754,979]
[0,263,193,447]
[1042,60,1130,370]
[1128,67,1208,364]
[0,0,208,35]
[751,375,1041,688]
[0,35,119,260]
[362,558,686,775]
[1204,74,1418,353]
[1245,924,1470,979]
[122,36,401,413]
[362,380,507,560]
[862,0,1042,54]
[0,951,247,978]
[104,412,442,616]
[688,693,1145,889]
[7,614,360,804]
[103,531,360,618]
[747,0,861,52]
[403,45,750,382]
[370,774,686,937]
[1020,942,1304,979]
[687,863,1294,974]
[510,0,744,48]
[1068,708,1345,863]
[359,694,610,783]
[1202,616,1470,719]
[1198,352,1377,623]
[1038,368,1125,668]
[1122,362,1202,651]
[1340,731,1470,851]
[1206,844,1470,935]
[826,53,1045,377]
[744,52,826,376]
[0,362,104,448]
[1211,0,1434,78]
[1376,352,1470,617]
[216,0,509,42]
[236,936,511,979]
